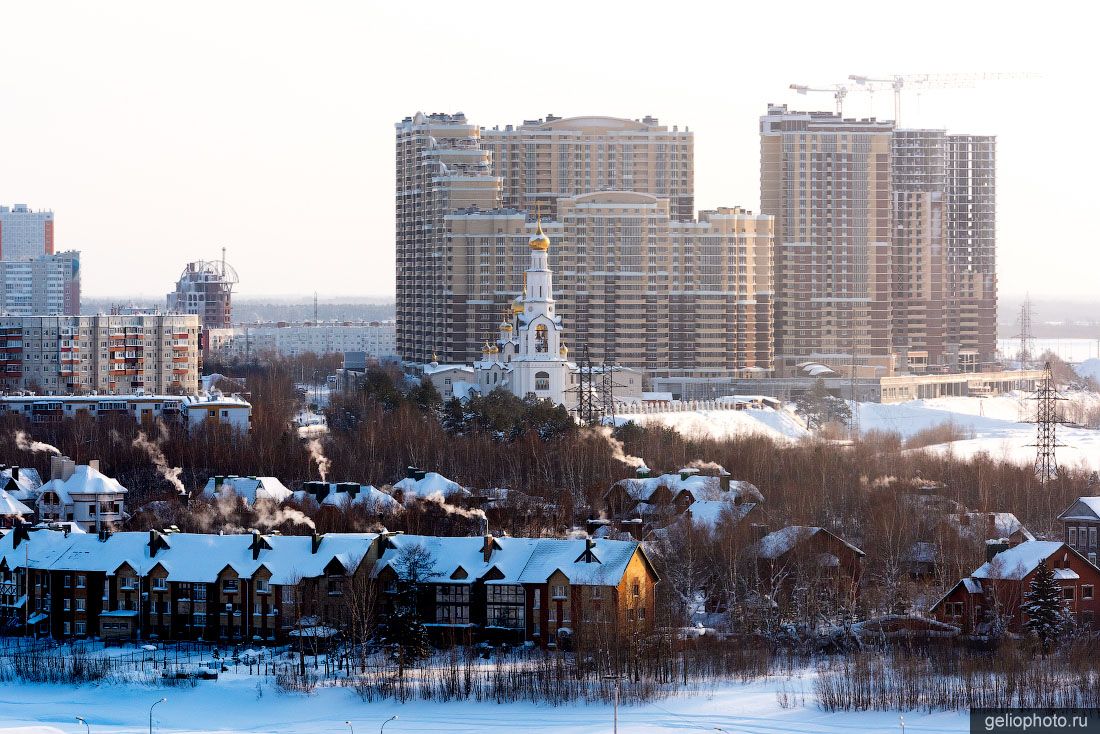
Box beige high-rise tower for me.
[760,104,894,376]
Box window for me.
[436,604,470,624]
[76,575,86,589]
[76,598,85,612]
[533,589,541,610]
[75,621,86,636]
[535,371,550,391]
[1071,528,1079,547]
[256,578,270,593]
[152,578,167,591]
[64,574,71,588]
[632,582,640,597]
[1092,528,1098,548]
[281,586,294,604]
[1064,587,1076,601]
[194,613,206,627]
[1083,585,1094,600]
[638,607,646,620]
[149,600,157,614]
[254,603,263,616]
[194,585,207,602]
[591,587,603,600]
[64,599,71,611]
[120,576,137,591]
[222,579,239,594]
[64,622,71,635]
[553,585,567,600]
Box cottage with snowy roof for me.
[0,465,43,502]
[35,458,127,533]
[604,467,763,528]
[1057,496,1100,566]
[390,467,469,504]
[930,540,1100,634]
[753,526,865,607]
[202,475,293,506]
[294,481,399,516]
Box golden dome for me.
[529,214,550,251]
[512,302,524,315]
[431,352,439,363]
[481,341,491,354]
[488,344,500,354]
[500,321,513,332]
[559,343,569,357]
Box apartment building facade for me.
[761,105,997,376]
[0,204,53,261]
[0,314,201,395]
[397,112,772,378]
[206,320,396,360]
[0,251,80,316]
[480,114,695,221]
[167,259,237,331]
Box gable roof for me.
[948,512,1035,542]
[755,526,865,560]
[1058,497,1100,522]
[0,488,32,516]
[1,467,43,500]
[971,541,1069,580]
[609,473,763,504]
[392,472,469,500]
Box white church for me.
[419,217,644,407]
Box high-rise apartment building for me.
[761,104,997,376]
[0,204,54,261]
[167,257,238,330]
[760,104,894,376]
[0,314,201,395]
[0,252,81,317]
[396,112,772,379]
[480,115,694,220]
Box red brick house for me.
[930,541,1100,634]
[1057,497,1100,566]
[754,526,864,606]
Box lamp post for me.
[75,716,89,734]
[345,722,354,734]
[148,698,166,734]
[603,675,624,734]
[380,715,398,734]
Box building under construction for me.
[167,253,238,330]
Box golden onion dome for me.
[512,301,524,315]
[559,343,569,357]
[488,344,499,354]
[529,215,550,251]
[500,320,513,332]
[431,352,439,363]
[481,341,491,354]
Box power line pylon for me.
[574,346,598,426]
[1014,295,1035,369]
[1028,361,1067,485]
[597,356,616,425]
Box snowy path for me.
[0,672,968,734]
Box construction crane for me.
[847,72,1037,126]
[789,84,848,116]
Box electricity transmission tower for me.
[573,346,616,426]
[1014,296,1035,368]
[1028,361,1067,484]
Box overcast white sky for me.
[0,1,1093,301]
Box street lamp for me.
[75,716,89,734]
[148,698,167,734]
[380,715,398,734]
[603,675,625,734]
[345,722,354,734]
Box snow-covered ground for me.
[615,407,809,443]
[858,392,1100,471]
[0,667,968,734]
[997,337,1100,363]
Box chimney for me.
[98,527,111,543]
[10,466,18,481]
[50,455,64,481]
[149,530,158,556]
[252,531,263,560]
[582,537,597,562]
[679,468,699,481]
[986,539,1010,562]
[636,465,651,479]
[482,534,495,563]
[89,459,100,473]
[719,470,731,492]
[311,533,323,554]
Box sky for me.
[0,1,1094,301]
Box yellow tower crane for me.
[789,84,849,116]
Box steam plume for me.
[132,430,186,495]
[588,426,647,469]
[306,438,330,482]
[420,491,487,522]
[14,431,61,455]
[687,460,727,473]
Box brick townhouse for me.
[0,527,657,648]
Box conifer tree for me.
[1023,560,1066,654]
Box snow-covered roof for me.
[610,473,763,504]
[203,476,292,505]
[393,472,469,500]
[681,500,756,530]
[972,541,1066,580]
[0,529,378,585]
[0,467,43,500]
[755,526,864,560]
[423,363,475,376]
[372,534,646,588]
[949,512,1035,542]
[37,465,128,507]
[0,488,32,516]
[1058,497,1100,522]
[317,484,399,513]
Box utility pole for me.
[1015,295,1035,369]
[1028,361,1067,485]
